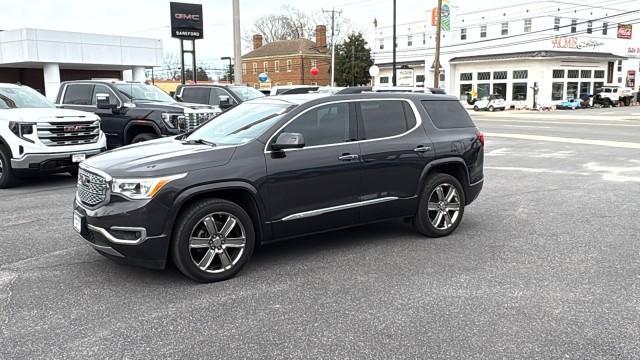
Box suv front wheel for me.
[414,173,466,237]
[0,145,16,189]
[171,198,255,282]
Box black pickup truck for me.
[56,80,220,148]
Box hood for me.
[132,100,221,114]
[84,136,236,178]
[4,108,99,122]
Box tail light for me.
[476,129,485,146]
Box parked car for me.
[473,94,506,111]
[72,93,484,282]
[175,84,264,111]
[269,85,319,96]
[594,85,634,107]
[0,83,106,188]
[56,80,220,149]
[556,98,582,110]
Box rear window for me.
[421,100,475,129]
[358,100,412,140]
[181,87,211,104]
[63,84,94,105]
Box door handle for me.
[413,146,432,153]
[338,154,359,161]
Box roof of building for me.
[243,39,328,59]
[450,50,626,63]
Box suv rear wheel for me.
[171,198,255,282]
[131,133,158,144]
[414,173,466,237]
[0,145,16,189]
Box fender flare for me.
[124,120,162,142]
[416,157,471,197]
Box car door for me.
[265,101,361,239]
[356,99,434,222]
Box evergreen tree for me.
[334,33,374,87]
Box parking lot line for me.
[502,124,551,129]
[475,118,640,127]
[485,132,640,149]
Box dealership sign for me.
[397,69,415,87]
[170,2,204,39]
[617,24,632,39]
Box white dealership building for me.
[373,1,639,108]
[0,28,162,100]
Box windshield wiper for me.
[181,138,217,147]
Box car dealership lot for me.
[2,108,640,359]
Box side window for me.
[210,88,234,106]
[402,102,417,129]
[181,87,211,104]
[63,84,94,105]
[358,100,409,140]
[421,100,475,129]
[280,103,351,147]
[91,85,118,105]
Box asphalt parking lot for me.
[1,107,639,359]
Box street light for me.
[221,56,233,83]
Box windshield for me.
[227,86,265,101]
[186,101,293,145]
[0,86,54,109]
[115,83,175,102]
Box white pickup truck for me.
[0,83,107,188]
[594,85,634,107]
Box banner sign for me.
[617,24,632,39]
[170,2,204,39]
[431,0,450,31]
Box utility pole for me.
[392,0,397,86]
[323,8,342,87]
[232,0,242,85]
[433,0,443,88]
[352,44,355,86]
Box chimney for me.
[315,25,327,50]
[252,34,263,50]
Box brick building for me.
[242,25,331,89]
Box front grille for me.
[181,112,217,132]
[37,120,100,146]
[77,168,108,207]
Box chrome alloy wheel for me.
[188,212,246,274]
[427,183,461,230]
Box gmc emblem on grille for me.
[64,125,85,132]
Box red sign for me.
[627,70,636,88]
[431,7,438,26]
[618,24,632,39]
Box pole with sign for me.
[170,2,204,84]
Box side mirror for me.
[175,94,183,102]
[218,95,233,109]
[96,93,116,111]
[271,132,305,151]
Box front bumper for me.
[73,196,172,269]
[12,148,103,171]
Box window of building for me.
[423,33,426,45]
[571,19,577,33]
[603,22,608,35]
[263,62,268,73]
[594,70,605,78]
[580,70,592,78]
[274,61,280,72]
[580,82,591,97]
[408,34,413,46]
[477,83,490,98]
[479,25,487,38]
[617,60,623,72]
[252,63,257,74]
[493,71,507,80]
[416,75,425,84]
[552,82,564,100]
[440,73,445,82]
[359,101,411,139]
[554,17,560,31]
[379,39,384,50]
[459,84,472,100]
[594,81,604,91]
[282,103,351,146]
[512,83,528,101]
[618,76,623,84]
[553,69,565,78]
[242,63,246,75]
[478,72,491,80]
[501,22,509,36]
[460,28,467,40]
[513,70,528,79]
[287,60,292,72]
[524,18,532,33]
[568,70,579,79]
[63,84,94,105]
[567,82,578,99]
[380,76,389,84]
[587,20,593,34]
[311,60,317,68]
[460,73,472,81]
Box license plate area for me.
[72,153,86,163]
[73,211,85,234]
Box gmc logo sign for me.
[64,125,86,132]
[175,13,200,21]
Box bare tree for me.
[160,52,181,80]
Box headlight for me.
[111,173,187,200]
[161,113,185,129]
[8,122,35,143]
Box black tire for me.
[131,133,157,144]
[488,105,495,112]
[473,105,479,111]
[171,198,256,283]
[413,173,466,238]
[68,167,79,177]
[0,145,17,189]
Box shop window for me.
[567,82,578,99]
[477,83,490,98]
[460,84,472,100]
[554,17,560,31]
[493,83,507,99]
[478,72,490,80]
[553,69,565,78]
[524,18,532,33]
[594,70,605,78]
[571,19,577,33]
[460,73,472,81]
[594,82,604,92]
[480,25,487,38]
[380,76,389,84]
[587,20,593,34]
[513,70,528,79]
[580,70,592,78]
[580,82,591,97]
[512,83,528,101]
[602,22,608,35]
[501,22,509,36]
[552,82,564,101]
[567,70,579,79]
[460,28,467,40]
[493,71,507,80]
